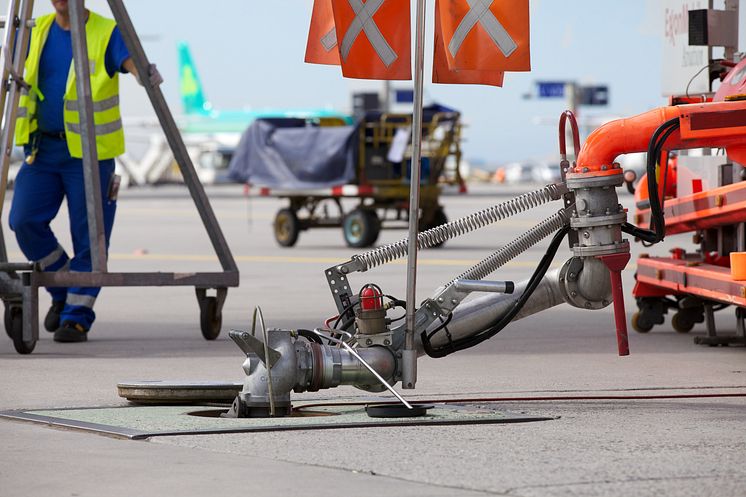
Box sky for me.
[9,0,746,164]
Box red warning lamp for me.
[360,284,383,311]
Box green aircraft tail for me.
[178,42,210,115]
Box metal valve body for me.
[566,167,629,259]
[228,328,397,418]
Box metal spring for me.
[449,209,570,285]
[352,184,566,271]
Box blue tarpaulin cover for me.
[228,118,358,189]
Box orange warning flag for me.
[433,0,504,86]
[438,0,530,72]
[330,0,411,80]
[305,0,341,65]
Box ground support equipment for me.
[252,111,462,248]
[221,95,746,417]
[633,161,746,346]
[0,0,239,354]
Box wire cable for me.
[685,62,713,98]
[622,118,680,244]
[422,226,569,358]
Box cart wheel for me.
[631,311,653,333]
[4,304,12,339]
[421,208,448,248]
[199,296,222,340]
[274,208,300,247]
[5,305,35,354]
[343,209,380,248]
[671,312,694,333]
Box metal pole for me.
[0,0,32,219]
[0,0,20,133]
[69,0,107,272]
[403,0,427,390]
[724,0,739,61]
[106,0,238,273]
[382,81,390,112]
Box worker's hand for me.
[137,63,163,88]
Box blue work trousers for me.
[9,136,117,330]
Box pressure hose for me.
[448,208,570,285]
[350,183,568,272]
[422,225,571,358]
[622,117,681,244]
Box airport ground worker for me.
[9,0,161,342]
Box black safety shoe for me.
[53,321,88,343]
[44,301,65,332]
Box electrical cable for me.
[384,294,406,310]
[296,329,324,344]
[422,226,570,358]
[330,292,406,331]
[647,122,680,239]
[685,61,714,98]
[426,312,453,341]
[332,299,359,329]
[622,118,681,244]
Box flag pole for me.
[403,0,427,390]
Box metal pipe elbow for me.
[559,257,612,310]
[575,101,746,173]
[576,107,679,171]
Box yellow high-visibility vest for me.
[15,12,124,160]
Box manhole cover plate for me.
[0,402,554,439]
[117,380,243,404]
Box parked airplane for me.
[178,42,350,135]
[118,42,351,185]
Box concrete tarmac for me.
[1,184,744,497]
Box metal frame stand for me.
[0,0,238,354]
[694,304,746,346]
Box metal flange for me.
[572,240,630,258]
[559,257,613,310]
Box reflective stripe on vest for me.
[15,12,125,160]
[64,95,119,113]
[67,119,123,136]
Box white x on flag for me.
[340,0,398,67]
[448,0,517,59]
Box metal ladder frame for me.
[0,0,239,353]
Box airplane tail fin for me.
[178,41,210,115]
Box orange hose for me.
[576,101,746,173]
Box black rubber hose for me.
[623,118,680,245]
[648,123,680,240]
[296,329,323,344]
[422,226,569,358]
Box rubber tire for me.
[6,306,35,354]
[343,209,380,248]
[4,304,12,339]
[274,208,300,247]
[671,312,694,333]
[199,296,222,341]
[631,311,653,333]
[421,207,448,248]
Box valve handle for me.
[598,253,631,356]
